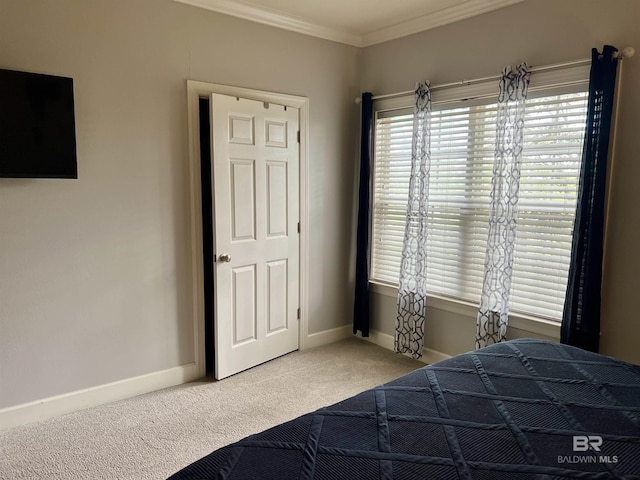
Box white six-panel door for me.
[211,94,299,379]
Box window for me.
[370,88,588,322]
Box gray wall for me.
[0,0,359,409]
[361,0,640,363]
[2,0,638,412]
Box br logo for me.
[573,435,603,452]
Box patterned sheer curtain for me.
[395,82,431,359]
[476,65,531,349]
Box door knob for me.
[218,253,232,263]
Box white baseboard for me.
[0,363,200,430]
[305,324,352,349]
[1,329,446,429]
[363,329,451,365]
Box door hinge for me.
[297,130,300,143]
[297,308,301,319]
[297,222,300,234]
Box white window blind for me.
[371,91,588,321]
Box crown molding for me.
[362,0,525,47]
[174,0,363,46]
[174,0,524,48]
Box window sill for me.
[369,281,560,340]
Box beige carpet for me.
[0,337,423,480]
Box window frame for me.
[368,64,591,337]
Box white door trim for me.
[186,80,310,377]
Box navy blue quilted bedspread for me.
[168,339,640,479]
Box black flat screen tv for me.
[0,68,77,179]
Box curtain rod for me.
[355,47,635,104]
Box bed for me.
[168,339,640,479]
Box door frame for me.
[186,80,310,378]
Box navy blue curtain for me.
[561,46,618,352]
[353,93,373,337]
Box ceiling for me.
[174,0,524,47]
